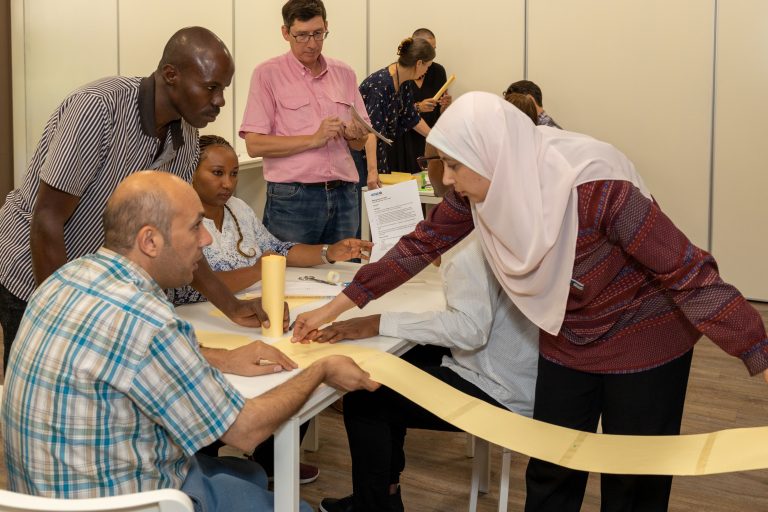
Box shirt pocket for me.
[329,94,353,120]
[276,95,314,134]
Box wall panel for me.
[369,0,525,101]
[711,0,768,300]
[20,0,118,181]
[528,0,715,248]
[118,0,234,143]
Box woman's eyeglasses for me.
[416,155,441,171]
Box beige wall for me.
[711,0,768,300]
[10,0,768,298]
[529,0,714,249]
[0,0,13,202]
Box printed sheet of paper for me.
[364,180,424,262]
[350,106,393,145]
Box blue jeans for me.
[263,181,359,245]
[181,453,312,512]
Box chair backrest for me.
[0,489,194,512]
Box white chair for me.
[468,437,513,512]
[0,489,194,512]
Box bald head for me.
[103,171,195,253]
[158,26,232,73]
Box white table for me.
[176,263,445,511]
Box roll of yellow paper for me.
[191,332,768,476]
[261,254,286,338]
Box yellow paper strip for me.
[195,331,768,476]
[261,255,286,338]
[432,74,456,101]
[197,330,256,351]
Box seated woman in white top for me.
[169,135,372,305]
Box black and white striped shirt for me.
[0,75,200,301]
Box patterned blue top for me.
[167,196,296,305]
[359,68,421,172]
[2,248,245,498]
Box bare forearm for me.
[220,361,327,451]
[191,259,238,312]
[214,266,262,294]
[413,119,431,137]
[245,133,318,158]
[30,217,68,285]
[201,347,235,373]
[286,244,322,267]
[364,135,378,172]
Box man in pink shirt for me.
[240,0,370,245]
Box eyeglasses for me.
[416,155,441,171]
[289,30,330,43]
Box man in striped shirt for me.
[1,171,378,510]
[0,27,269,371]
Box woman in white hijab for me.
[294,92,768,512]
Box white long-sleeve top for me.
[379,235,539,417]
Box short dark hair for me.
[396,37,436,68]
[504,80,544,107]
[412,28,435,39]
[282,0,326,28]
[157,26,229,72]
[503,93,538,124]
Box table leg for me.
[274,415,301,511]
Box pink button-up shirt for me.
[239,52,370,184]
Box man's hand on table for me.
[225,297,290,332]
[291,294,356,343]
[311,315,381,343]
[206,341,299,377]
[315,355,380,392]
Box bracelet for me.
[320,244,335,265]
[415,102,421,113]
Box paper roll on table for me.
[261,254,286,338]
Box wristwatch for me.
[320,244,335,265]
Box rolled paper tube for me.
[261,254,287,338]
[432,74,456,101]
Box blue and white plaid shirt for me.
[2,248,245,498]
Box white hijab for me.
[426,92,650,335]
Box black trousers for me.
[525,351,693,512]
[0,282,27,372]
[344,364,502,512]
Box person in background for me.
[168,135,372,305]
[354,36,435,188]
[0,27,269,372]
[2,171,379,511]
[240,0,370,245]
[503,92,539,124]
[293,92,768,512]
[504,79,562,128]
[389,28,452,173]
